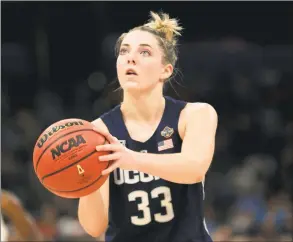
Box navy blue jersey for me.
[100,96,212,242]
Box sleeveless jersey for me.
[100,96,212,242]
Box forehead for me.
[121,30,160,49]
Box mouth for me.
[125,69,138,76]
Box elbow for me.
[177,171,205,185]
[88,227,107,239]
[184,158,210,184]
[79,218,108,238]
[182,174,205,184]
[187,175,205,184]
[78,211,108,238]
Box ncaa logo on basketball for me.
[50,134,86,160]
[161,126,174,138]
[37,121,84,148]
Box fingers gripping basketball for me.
[33,119,111,198]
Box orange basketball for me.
[33,118,111,199]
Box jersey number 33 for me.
[128,186,174,226]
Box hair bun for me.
[144,11,183,45]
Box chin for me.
[122,80,140,89]
[122,83,148,96]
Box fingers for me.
[102,161,120,176]
[99,153,121,162]
[92,126,126,175]
[96,144,121,152]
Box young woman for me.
[78,11,218,242]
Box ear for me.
[159,63,173,82]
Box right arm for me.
[78,118,110,238]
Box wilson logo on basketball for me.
[50,134,86,160]
[37,121,84,148]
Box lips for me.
[126,68,138,75]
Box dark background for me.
[1,2,293,241]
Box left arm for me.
[97,103,218,184]
[132,103,218,184]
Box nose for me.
[127,59,136,64]
[127,52,136,65]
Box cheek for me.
[144,62,162,77]
[116,59,124,75]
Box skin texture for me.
[78,27,218,238]
[96,29,218,184]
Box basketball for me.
[33,118,111,199]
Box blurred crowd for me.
[2,35,293,241]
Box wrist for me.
[130,150,143,171]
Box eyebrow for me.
[121,43,153,48]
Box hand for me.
[93,127,136,175]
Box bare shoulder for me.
[180,102,217,122]
[178,102,217,138]
[184,102,218,120]
[91,118,109,133]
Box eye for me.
[119,48,128,55]
[141,50,151,57]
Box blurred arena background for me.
[1,2,293,241]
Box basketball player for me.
[1,189,44,241]
[78,11,218,242]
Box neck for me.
[121,87,165,123]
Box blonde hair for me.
[144,11,182,45]
[115,11,183,67]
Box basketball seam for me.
[35,128,94,171]
[41,138,109,193]
[41,150,97,181]
[43,160,111,193]
[40,137,107,181]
